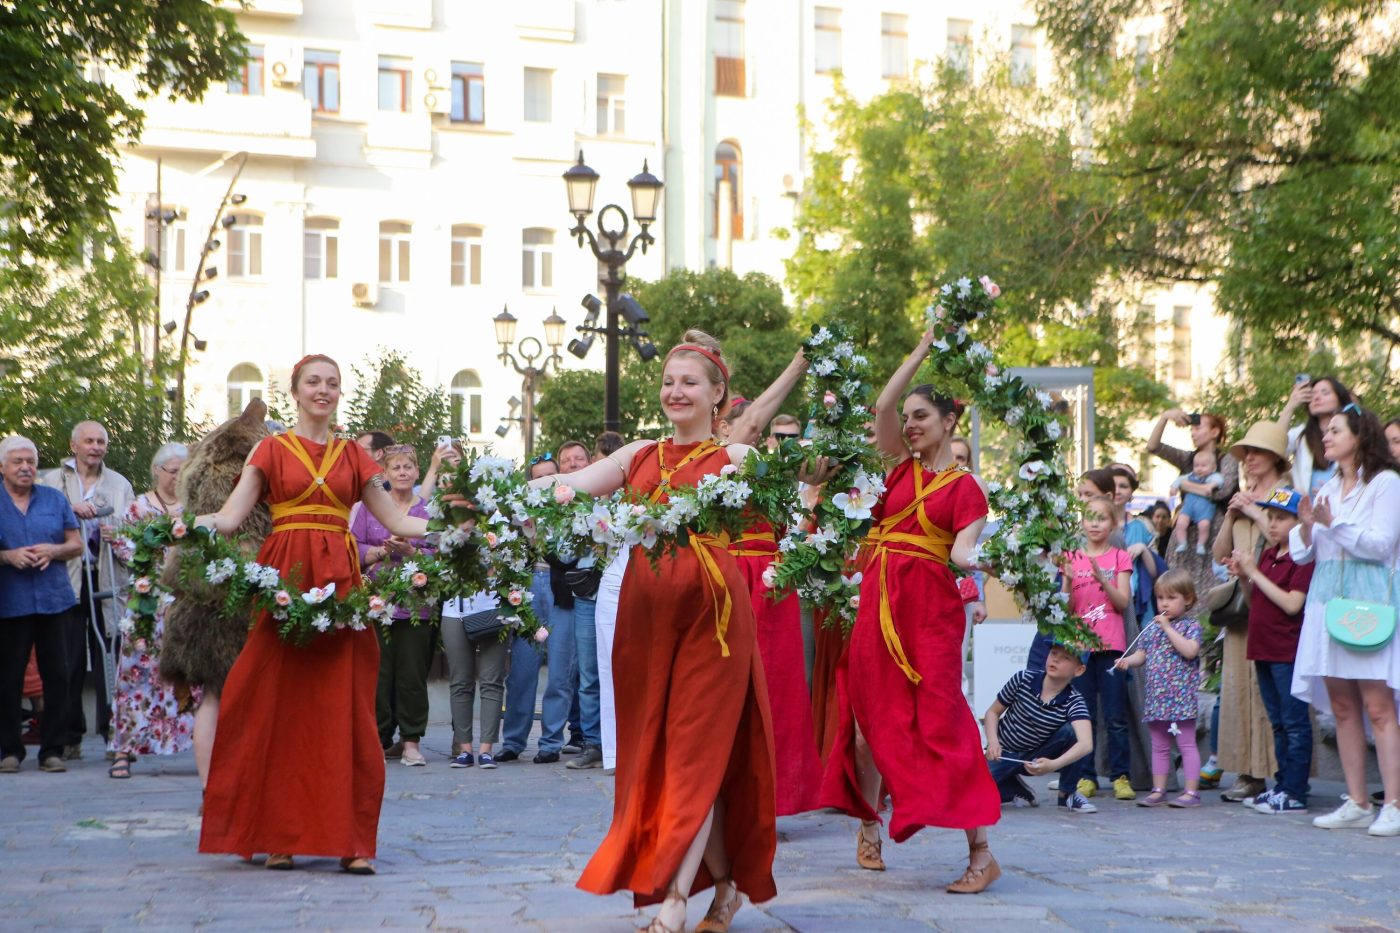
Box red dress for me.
[819,459,1000,842]
[578,440,778,907]
[200,433,385,859]
[730,522,822,815]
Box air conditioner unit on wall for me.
[351,281,379,307]
[267,44,304,86]
[422,89,451,114]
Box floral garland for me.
[118,513,442,646]
[769,323,884,632]
[925,275,1097,648]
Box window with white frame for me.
[714,0,746,97]
[227,363,264,419]
[1011,24,1036,86]
[947,19,972,77]
[521,228,553,290]
[228,45,264,96]
[378,221,411,283]
[227,214,263,278]
[451,62,485,124]
[814,7,842,74]
[882,14,909,79]
[450,224,482,286]
[450,369,483,435]
[304,217,339,280]
[378,56,412,112]
[303,49,340,114]
[523,68,552,123]
[596,74,626,136]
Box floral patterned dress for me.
[1140,615,1203,723]
[108,494,200,756]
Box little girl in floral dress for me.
[1115,569,1204,808]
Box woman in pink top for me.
[1062,495,1134,799]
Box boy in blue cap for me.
[1225,487,1315,813]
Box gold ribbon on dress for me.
[267,432,359,573]
[729,528,777,558]
[864,463,964,684]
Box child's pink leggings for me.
[1148,719,1199,779]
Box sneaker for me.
[561,740,584,755]
[1046,778,1059,791]
[450,752,474,769]
[1221,776,1267,802]
[0,755,19,774]
[1367,801,1400,837]
[61,744,82,761]
[1199,756,1222,789]
[1195,544,1207,556]
[566,746,604,770]
[1255,792,1307,814]
[1076,778,1099,798]
[477,753,497,770]
[38,757,67,773]
[1246,789,1273,809]
[532,751,560,764]
[1113,775,1136,800]
[1058,792,1097,813]
[493,748,520,763]
[1313,797,1373,830]
[1009,773,1039,808]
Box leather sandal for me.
[640,886,686,933]
[340,857,376,875]
[694,875,742,932]
[946,841,1000,894]
[107,753,133,779]
[265,854,294,871]
[856,821,886,871]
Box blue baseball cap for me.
[1260,488,1302,516]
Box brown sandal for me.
[946,841,1000,894]
[856,821,886,871]
[694,875,742,932]
[640,886,686,933]
[265,854,294,871]
[339,857,375,875]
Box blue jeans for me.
[501,570,553,752]
[572,596,601,747]
[1254,660,1312,802]
[537,597,577,754]
[988,723,1083,800]
[1073,650,1129,783]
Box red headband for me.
[667,344,729,384]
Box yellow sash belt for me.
[267,432,359,574]
[866,463,965,684]
[690,532,734,657]
[729,528,777,558]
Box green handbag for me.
[1324,554,1397,653]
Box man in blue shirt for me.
[0,435,82,773]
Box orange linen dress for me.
[578,439,778,907]
[819,459,1000,842]
[199,432,385,860]
[730,522,822,815]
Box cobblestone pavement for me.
[2,729,1397,932]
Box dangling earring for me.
[713,404,719,417]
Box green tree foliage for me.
[0,245,173,482]
[342,350,450,462]
[0,0,246,259]
[535,268,800,452]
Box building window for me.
[596,74,626,136]
[1172,306,1192,385]
[227,214,263,278]
[378,56,412,112]
[521,228,554,290]
[145,205,187,274]
[450,62,485,124]
[378,221,411,283]
[303,49,340,114]
[947,19,972,77]
[450,224,482,286]
[881,14,909,79]
[450,369,483,435]
[1134,35,1153,83]
[714,141,743,239]
[523,68,552,123]
[228,45,265,96]
[814,7,842,74]
[304,217,339,280]
[714,0,746,97]
[1011,24,1036,86]
[227,363,264,419]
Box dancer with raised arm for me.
[820,327,1002,893]
[195,355,435,875]
[533,330,776,933]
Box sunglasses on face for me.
[772,432,800,441]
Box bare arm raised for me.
[727,349,807,447]
[874,328,936,464]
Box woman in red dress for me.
[819,328,1003,894]
[195,355,434,874]
[537,330,776,933]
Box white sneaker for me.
[1313,797,1374,830]
[1046,779,1059,791]
[1367,801,1400,837]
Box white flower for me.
[831,487,877,521]
[810,326,832,346]
[259,566,280,589]
[468,455,516,483]
[310,613,332,632]
[811,357,837,377]
[1168,721,1181,737]
[761,565,779,589]
[1046,421,1062,440]
[808,525,839,555]
[204,558,236,585]
[1018,460,1049,482]
[1035,390,1053,409]
[425,499,444,520]
[243,563,265,585]
[956,277,972,297]
[931,337,949,353]
[118,614,135,636]
[1000,571,1021,587]
[349,614,367,632]
[303,583,336,605]
[841,571,863,588]
[1005,407,1024,426]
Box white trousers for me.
[596,548,629,770]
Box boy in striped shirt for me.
[984,644,1097,812]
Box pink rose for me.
[368,595,387,613]
[849,594,861,609]
[553,483,576,505]
[630,504,647,517]
[533,627,550,643]
[823,391,837,408]
[979,275,1001,298]
[485,531,498,547]
[507,589,524,606]
[133,577,152,594]
[170,520,187,539]
[719,463,739,476]
[274,590,292,607]
[411,572,428,588]
[986,363,1000,377]
[760,565,778,589]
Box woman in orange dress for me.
[819,328,1003,894]
[194,355,434,874]
[537,330,776,933]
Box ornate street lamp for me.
[493,305,564,462]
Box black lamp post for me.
[493,305,566,462]
[562,151,663,433]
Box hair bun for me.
[682,328,724,357]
